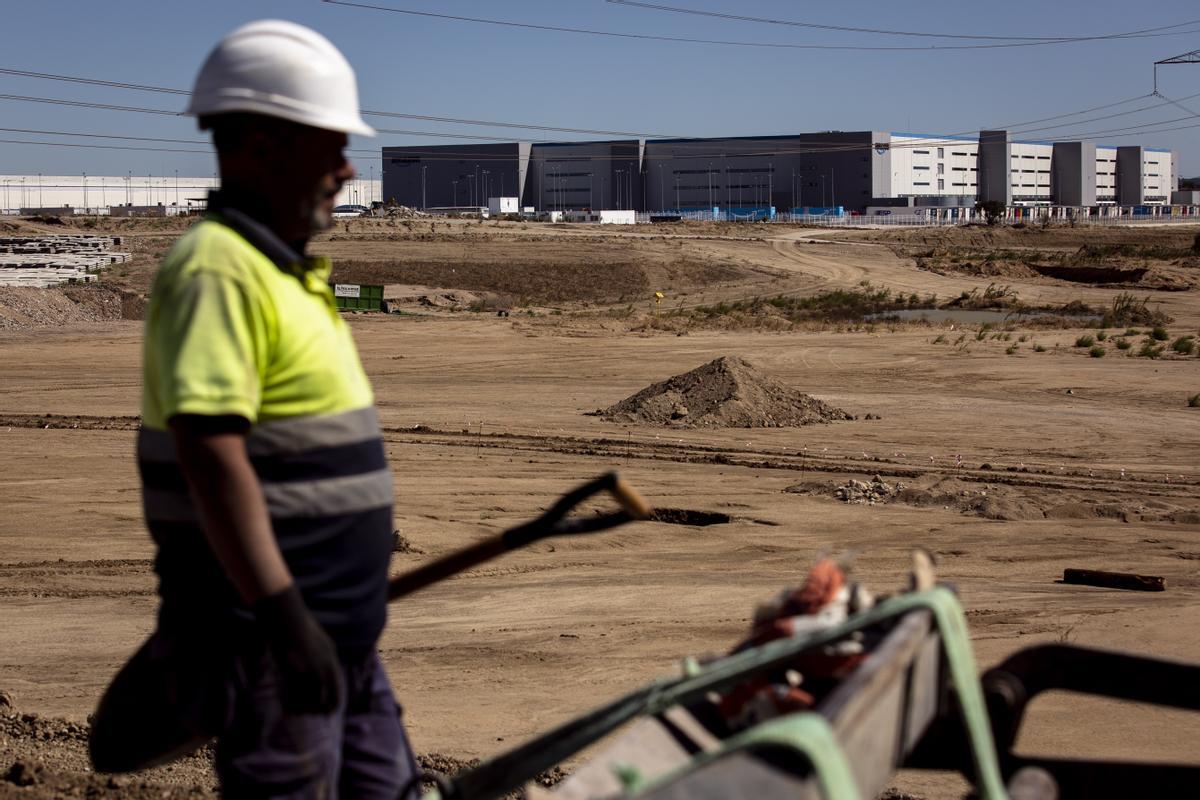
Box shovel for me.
[388,471,652,601]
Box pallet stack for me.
[0,236,130,288]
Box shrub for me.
[1033,344,1047,352]
[1006,344,1019,355]
[1115,338,1132,350]
[1189,393,1200,408]
[1102,293,1169,328]
[1096,329,1107,341]
[1074,335,1094,348]
[932,333,947,344]
[1089,346,1106,358]
[1139,341,1164,359]
[1124,328,1139,336]
[1172,336,1195,355]
[1018,334,1029,342]
[1151,326,1169,341]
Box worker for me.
[89,20,418,798]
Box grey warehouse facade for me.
[381,131,1177,214]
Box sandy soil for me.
[1,218,1198,797]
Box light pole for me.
[421,165,427,209]
[175,170,179,211]
[453,179,459,206]
[81,173,87,213]
[768,161,773,211]
[38,173,42,209]
[659,163,664,212]
[674,175,680,210]
[482,169,490,206]
[821,175,826,208]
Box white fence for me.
[635,208,1200,227]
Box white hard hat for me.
[186,19,375,137]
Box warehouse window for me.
[913,150,930,155]
[952,151,969,156]
[913,165,930,170]
[937,147,944,158]
[938,179,945,190]
[914,181,930,186]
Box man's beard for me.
[303,188,335,234]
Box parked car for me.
[332,204,369,218]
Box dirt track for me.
[1,218,1198,797]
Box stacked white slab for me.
[0,236,130,287]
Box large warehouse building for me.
[382,130,1178,215]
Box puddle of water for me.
[867,308,1099,325]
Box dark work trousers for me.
[216,648,419,800]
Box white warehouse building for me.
[887,133,1174,208]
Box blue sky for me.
[1,1,1197,178]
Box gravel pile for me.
[0,285,129,330]
[835,476,903,505]
[594,355,852,428]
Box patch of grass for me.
[1150,326,1170,341]
[1006,344,1019,355]
[1171,336,1194,355]
[1115,338,1132,350]
[1139,340,1165,359]
[1089,345,1106,358]
[1074,335,1095,348]
[1101,293,1170,329]
[1189,393,1200,408]
[688,283,911,324]
[932,333,947,344]
[947,283,1019,311]
[1018,334,1030,342]
[1096,329,1107,341]
[1033,343,1047,352]
[1124,328,1140,336]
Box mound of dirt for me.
[0,285,138,330]
[594,356,852,428]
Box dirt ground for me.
[1,217,1198,798]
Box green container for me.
[331,283,384,311]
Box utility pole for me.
[82,172,87,212]
[421,165,426,209]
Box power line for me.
[990,93,1153,131]
[0,67,678,138]
[607,0,1200,43]
[0,93,180,116]
[1,65,1190,149]
[1008,90,1200,135]
[323,0,1200,51]
[0,138,206,154]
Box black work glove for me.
[253,584,344,714]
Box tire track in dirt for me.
[1,414,1195,498]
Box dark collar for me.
[206,190,308,272]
